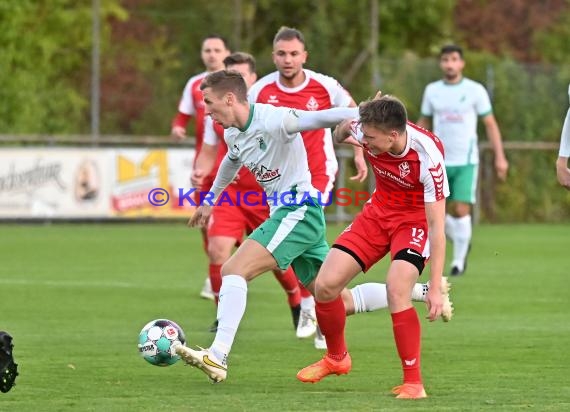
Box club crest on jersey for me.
[399,161,410,178]
[256,136,267,151]
[306,96,319,111]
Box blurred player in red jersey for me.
[171,35,230,300]
[297,95,450,400]
[192,52,302,332]
[248,27,368,348]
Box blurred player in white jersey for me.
[556,84,570,189]
[171,35,230,299]
[248,27,368,346]
[417,44,508,276]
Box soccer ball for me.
[138,319,186,366]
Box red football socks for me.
[316,296,347,357]
[273,267,301,308]
[391,307,422,384]
[299,282,312,299]
[208,264,222,305]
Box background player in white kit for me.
[417,44,508,276]
[556,84,570,190]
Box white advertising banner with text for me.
[0,148,195,219]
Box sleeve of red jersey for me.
[420,149,449,203]
[172,112,191,129]
[172,78,198,128]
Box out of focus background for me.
[1,0,569,222]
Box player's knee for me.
[220,256,272,281]
[220,261,245,279]
[207,241,233,264]
[314,277,342,302]
[386,283,409,306]
[220,256,241,275]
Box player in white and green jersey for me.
[174,69,356,382]
[417,44,509,276]
[556,84,570,190]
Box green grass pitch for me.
[0,223,569,411]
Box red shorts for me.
[333,202,429,272]
[207,197,269,242]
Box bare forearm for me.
[556,156,570,189]
[486,121,506,160]
[425,199,446,287]
[559,108,570,157]
[428,230,446,287]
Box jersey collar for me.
[442,76,464,86]
[276,69,310,93]
[239,104,255,132]
[388,126,411,158]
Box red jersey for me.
[173,71,208,154]
[247,69,353,193]
[351,121,449,223]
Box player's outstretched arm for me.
[283,107,358,134]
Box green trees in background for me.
[3,0,568,137]
[1,0,569,220]
[0,0,126,133]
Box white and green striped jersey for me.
[420,77,492,166]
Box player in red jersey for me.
[192,52,302,332]
[171,35,230,300]
[248,27,368,347]
[297,95,449,400]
